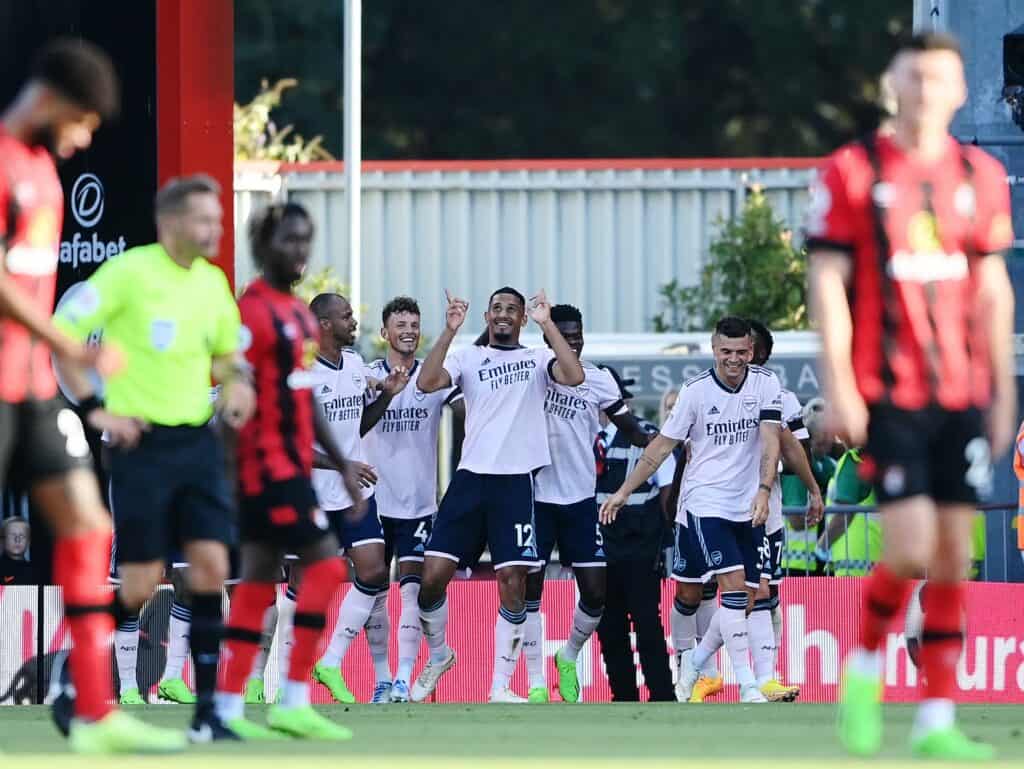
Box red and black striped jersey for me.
[0,126,64,403]
[236,278,320,495]
[806,131,1013,411]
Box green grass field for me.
[0,703,1021,767]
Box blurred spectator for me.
[780,397,839,575]
[821,447,881,576]
[1,518,36,585]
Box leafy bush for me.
[652,186,808,332]
[234,78,334,162]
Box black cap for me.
[598,365,635,401]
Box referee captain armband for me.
[74,393,105,422]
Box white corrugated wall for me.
[234,162,816,333]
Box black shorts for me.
[108,424,236,564]
[240,475,332,551]
[0,398,92,487]
[865,406,988,505]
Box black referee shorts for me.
[107,423,237,565]
[0,398,93,487]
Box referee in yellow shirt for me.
[55,174,255,742]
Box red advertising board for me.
[2,578,1023,705]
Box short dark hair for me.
[32,38,120,119]
[247,202,312,269]
[746,318,774,361]
[310,292,345,319]
[550,304,582,326]
[489,286,525,308]
[895,32,962,60]
[154,174,222,217]
[714,316,751,339]
[382,296,420,325]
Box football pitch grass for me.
[0,703,1021,767]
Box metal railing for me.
[777,502,1020,581]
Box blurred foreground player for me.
[809,33,1015,760]
[214,202,362,740]
[0,39,183,753]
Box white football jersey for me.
[363,359,463,520]
[309,351,375,510]
[443,344,555,475]
[662,365,782,523]
[534,362,627,505]
[766,389,810,534]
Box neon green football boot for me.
[118,687,145,705]
[157,678,196,704]
[245,678,265,704]
[68,710,186,755]
[912,726,996,761]
[267,705,353,741]
[836,660,883,756]
[312,663,356,703]
[226,717,290,741]
[554,648,581,703]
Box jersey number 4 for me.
[413,520,430,543]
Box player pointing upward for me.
[411,287,584,703]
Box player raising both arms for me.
[809,33,1015,760]
[361,296,466,703]
[524,304,651,703]
[0,40,183,753]
[602,317,783,705]
[214,202,363,740]
[411,287,584,703]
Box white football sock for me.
[419,595,451,664]
[280,680,310,709]
[691,608,723,671]
[115,617,139,694]
[671,598,698,662]
[396,579,422,681]
[523,601,545,689]
[912,698,955,740]
[491,607,526,696]
[276,587,297,688]
[214,691,244,722]
[748,605,777,686]
[696,596,720,676]
[365,588,392,682]
[161,602,192,682]
[718,594,756,688]
[848,646,882,677]
[563,601,602,661]
[249,602,278,683]
[320,583,377,668]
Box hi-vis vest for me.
[826,449,882,576]
[781,516,818,574]
[1014,423,1024,552]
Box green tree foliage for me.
[234,78,333,162]
[235,0,910,159]
[652,187,808,332]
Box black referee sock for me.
[189,591,223,720]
